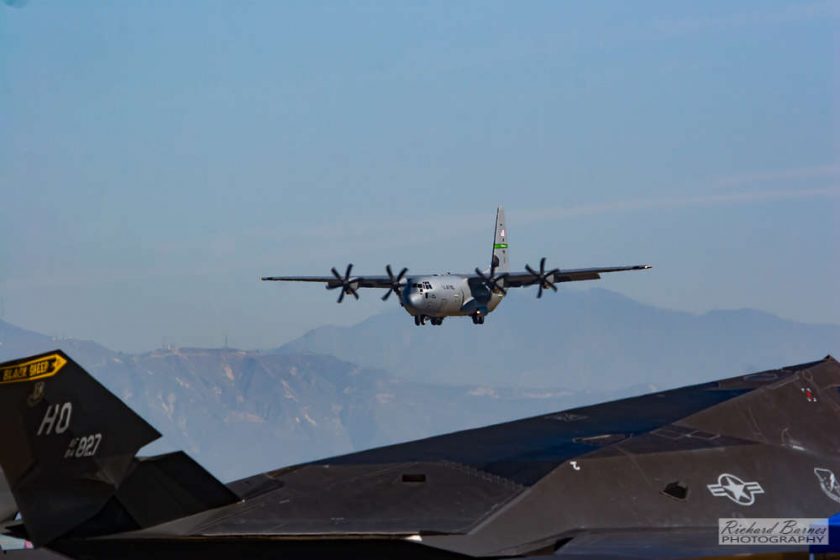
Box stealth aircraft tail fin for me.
[0,350,236,546]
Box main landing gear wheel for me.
[471,313,485,325]
[430,317,443,326]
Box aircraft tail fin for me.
[490,206,509,273]
[0,350,236,546]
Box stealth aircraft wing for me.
[1,351,839,559]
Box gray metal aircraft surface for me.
[262,207,651,325]
[2,350,840,559]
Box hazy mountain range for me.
[1,288,837,482]
[279,288,840,390]
[0,320,598,481]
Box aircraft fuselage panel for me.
[400,275,502,318]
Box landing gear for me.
[414,315,443,326]
[471,313,485,325]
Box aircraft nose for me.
[408,291,423,308]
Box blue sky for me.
[1,1,838,352]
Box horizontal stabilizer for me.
[74,451,238,535]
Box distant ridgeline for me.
[1,288,837,481]
[277,288,840,389]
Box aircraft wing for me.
[503,264,651,287]
[101,356,840,560]
[261,275,394,289]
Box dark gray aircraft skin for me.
[2,350,840,559]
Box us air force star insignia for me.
[707,473,765,506]
[814,468,840,504]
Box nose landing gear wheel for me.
[430,317,443,326]
[471,313,485,325]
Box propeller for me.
[327,264,360,303]
[525,257,560,298]
[474,267,508,296]
[381,265,408,301]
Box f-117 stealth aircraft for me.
[2,351,840,559]
[262,207,651,325]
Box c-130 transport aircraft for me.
[262,207,652,325]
